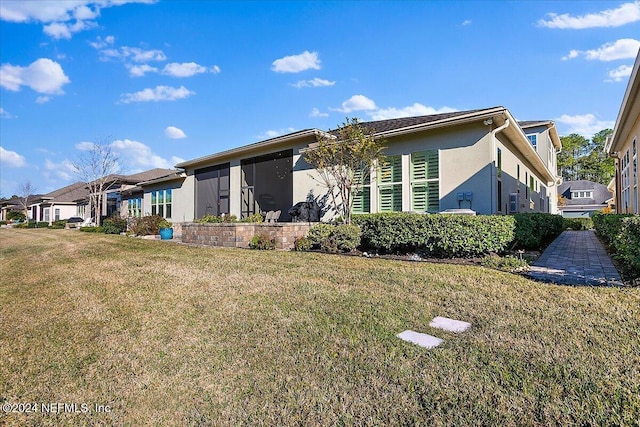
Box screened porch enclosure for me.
[241,149,293,221]
[195,163,230,219]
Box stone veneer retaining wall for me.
[181,222,312,250]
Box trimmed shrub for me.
[7,210,26,221]
[307,223,335,249]
[195,214,238,223]
[615,217,640,283]
[249,233,275,250]
[50,220,67,229]
[593,214,634,247]
[325,224,361,253]
[307,223,362,253]
[80,226,104,233]
[239,213,264,223]
[353,213,515,257]
[512,213,564,250]
[103,216,128,234]
[293,236,312,252]
[563,217,594,231]
[130,215,164,236]
[594,214,639,284]
[0,221,6,226]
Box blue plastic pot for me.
[159,227,173,240]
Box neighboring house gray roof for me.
[518,120,553,129]
[40,182,89,203]
[558,180,612,206]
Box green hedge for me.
[512,213,565,250]
[563,217,594,231]
[593,214,639,284]
[592,214,634,246]
[353,213,515,257]
[103,216,128,234]
[308,223,361,253]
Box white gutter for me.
[490,119,510,214]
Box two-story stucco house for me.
[606,50,639,214]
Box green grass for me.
[1,229,639,426]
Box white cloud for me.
[43,19,97,39]
[44,158,77,181]
[36,96,51,104]
[162,62,219,77]
[369,103,458,120]
[462,19,472,26]
[291,77,335,88]
[0,146,26,167]
[333,95,377,113]
[607,64,633,82]
[310,107,328,118]
[0,58,70,94]
[121,46,166,62]
[257,128,296,140]
[0,108,16,119]
[271,51,321,73]
[110,139,182,170]
[539,2,640,29]
[75,141,97,151]
[119,85,195,103]
[0,1,156,39]
[89,35,115,49]
[555,113,615,137]
[127,64,158,77]
[165,126,186,139]
[562,39,640,61]
[96,45,166,62]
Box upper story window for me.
[571,190,593,199]
[526,134,537,151]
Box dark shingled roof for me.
[328,107,502,136]
[518,120,552,129]
[558,180,612,205]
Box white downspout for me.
[489,119,510,214]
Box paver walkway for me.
[527,230,623,286]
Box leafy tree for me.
[557,129,614,185]
[304,117,386,224]
[72,140,120,226]
[557,133,589,181]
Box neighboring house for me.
[0,197,28,221]
[606,50,639,214]
[557,180,612,217]
[26,182,89,224]
[174,106,562,222]
[78,168,176,222]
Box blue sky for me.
[1,0,639,196]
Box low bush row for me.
[195,213,264,223]
[307,224,361,253]
[563,217,594,231]
[353,213,516,257]
[512,213,565,250]
[593,214,639,284]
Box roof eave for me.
[176,129,329,169]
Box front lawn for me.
[1,229,638,426]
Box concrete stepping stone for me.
[397,330,443,349]
[429,316,471,333]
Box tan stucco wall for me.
[616,113,639,213]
